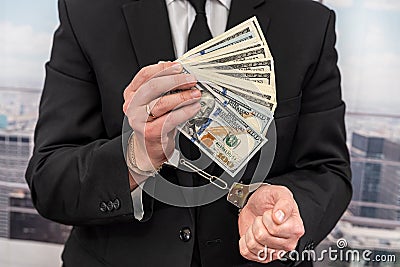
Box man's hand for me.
[123,62,201,188]
[238,185,305,263]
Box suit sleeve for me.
[267,10,352,261]
[25,0,145,225]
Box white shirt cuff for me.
[130,149,180,221]
[130,184,144,221]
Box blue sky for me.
[0,0,58,89]
[2,0,57,32]
[0,0,399,114]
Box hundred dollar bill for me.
[194,16,272,58]
[198,82,273,135]
[186,17,272,60]
[183,64,276,112]
[188,69,275,105]
[181,17,263,60]
[208,70,276,88]
[213,81,275,103]
[172,17,278,178]
[166,66,275,115]
[189,66,276,100]
[196,59,273,72]
[251,16,269,49]
[177,89,267,177]
[190,61,276,97]
[181,41,264,67]
[183,31,257,60]
[182,66,277,113]
[205,80,276,112]
[188,46,272,66]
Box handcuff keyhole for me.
[237,189,243,197]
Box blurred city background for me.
[0,0,399,266]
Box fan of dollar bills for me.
[176,17,276,178]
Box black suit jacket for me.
[26,0,352,266]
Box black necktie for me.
[187,0,213,50]
[179,0,213,170]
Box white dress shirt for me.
[167,0,231,57]
[131,0,231,220]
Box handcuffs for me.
[227,182,270,209]
[126,131,270,209]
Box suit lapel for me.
[122,0,176,67]
[123,0,271,67]
[227,0,270,34]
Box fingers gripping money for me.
[123,17,276,179]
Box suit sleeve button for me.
[107,201,114,211]
[99,201,107,212]
[179,227,192,242]
[113,198,120,210]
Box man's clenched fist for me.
[238,185,305,263]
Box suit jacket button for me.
[99,201,107,212]
[179,227,192,242]
[107,201,114,211]
[113,198,120,210]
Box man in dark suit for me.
[26,0,352,266]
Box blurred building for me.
[0,132,32,238]
[0,88,70,244]
[350,132,400,221]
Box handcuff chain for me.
[180,159,228,190]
